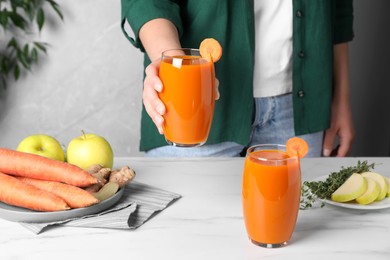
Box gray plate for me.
[0,187,124,223]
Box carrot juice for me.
[159,49,215,147]
[242,144,301,248]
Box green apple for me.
[16,134,65,161]
[66,132,113,170]
[356,177,380,205]
[331,173,367,203]
[361,172,388,201]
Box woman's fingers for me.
[215,78,220,100]
[143,61,166,134]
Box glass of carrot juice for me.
[159,48,215,147]
[242,144,301,248]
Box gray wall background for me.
[0,1,389,157]
[349,0,390,156]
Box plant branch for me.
[0,0,63,89]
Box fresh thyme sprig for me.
[300,160,376,209]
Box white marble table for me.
[1,157,390,260]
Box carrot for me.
[0,172,70,212]
[199,38,222,62]
[0,148,98,187]
[17,177,100,208]
[286,137,309,158]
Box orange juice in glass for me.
[242,144,301,248]
[159,48,215,147]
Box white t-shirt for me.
[253,0,293,97]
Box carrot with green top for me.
[0,148,98,187]
[17,177,100,208]
[0,172,70,212]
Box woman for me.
[120,0,354,157]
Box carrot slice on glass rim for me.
[199,38,222,62]
[286,137,309,158]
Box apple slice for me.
[356,177,380,205]
[385,177,390,197]
[331,173,367,203]
[361,172,388,201]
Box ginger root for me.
[84,164,135,192]
[86,164,103,175]
[84,165,112,192]
[109,166,136,188]
[94,168,111,184]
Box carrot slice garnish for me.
[199,38,222,62]
[286,137,309,158]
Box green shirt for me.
[121,0,354,152]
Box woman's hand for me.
[143,59,166,134]
[323,43,354,157]
[323,97,354,157]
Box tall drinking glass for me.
[159,48,215,147]
[242,144,301,248]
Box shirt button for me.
[296,10,303,17]
[298,51,305,58]
[298,90,305,98]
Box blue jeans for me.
[145,93,323,157]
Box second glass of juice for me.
[242,144,301,248]
[159,48,215,147]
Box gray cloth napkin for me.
[20,181,182,234]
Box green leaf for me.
[0,56,11,74]
[9,11,26,30]
[0,10,9,27]
[10,1,19,12]
[17,49,31,70]
[33,41,47,53]
[31,48,38,63]
[23,44,30,59]
[24,1,35,21]
[47,0,64,20]
[14,64,20,80]
[37,8,45,31]
[7,37,19,49]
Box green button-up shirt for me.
[121,0,354,152]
